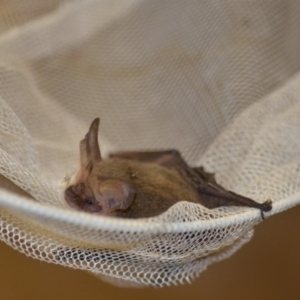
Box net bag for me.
[0,0,300,287]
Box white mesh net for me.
[0,0,300,287]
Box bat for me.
[64,118,272,219]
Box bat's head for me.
[64,118,136,215]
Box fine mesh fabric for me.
[0,0,300,287]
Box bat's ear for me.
[79,118,101,177]
[94,179,136,214]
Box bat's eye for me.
[85,198,93,205]
[83,197,103,213]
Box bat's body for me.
[64,118,272,219]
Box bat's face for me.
[64,118,136,215]
[65,181,102,213]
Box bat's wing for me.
[110,150,272,218]
[192,166,224,189]
[191,167,272,218]
[109,150,188,168]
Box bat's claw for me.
[260,199,272,220]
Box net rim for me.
[0,188,297,235]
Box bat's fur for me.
[64,118,272,219]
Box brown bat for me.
[64,118,272,219]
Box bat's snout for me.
[64,183,103,214]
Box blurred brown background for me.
[0,204,299,300]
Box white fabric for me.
[0,0,299,287]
